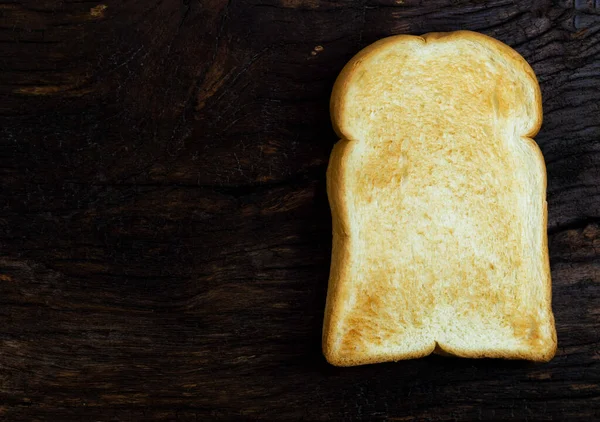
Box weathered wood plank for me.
[1,0,599,420]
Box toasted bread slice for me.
[323,31,557,366]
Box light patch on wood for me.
[571,384,598,391]
[90,4,107,18]
[197,47,229,112]
[280,0,319,9]
[311,45,324,56]
[528,372,551,380]
[15,86,68,95]
[14,85,92,96]
[583,223,599,239]
[0,274,12,282]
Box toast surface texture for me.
[323,31,557,366]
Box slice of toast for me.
[323,31,557,366]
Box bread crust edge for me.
[323,30,557,366]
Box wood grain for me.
[1,0,599,420]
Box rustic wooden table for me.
[1,0,599,420]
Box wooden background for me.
[1,0,600,420]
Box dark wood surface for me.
[1,0,600,420]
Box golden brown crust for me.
[331,31,544,140]
[322,139,351,364]
[323,30,556,366]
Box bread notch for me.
[323,31,556,366]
